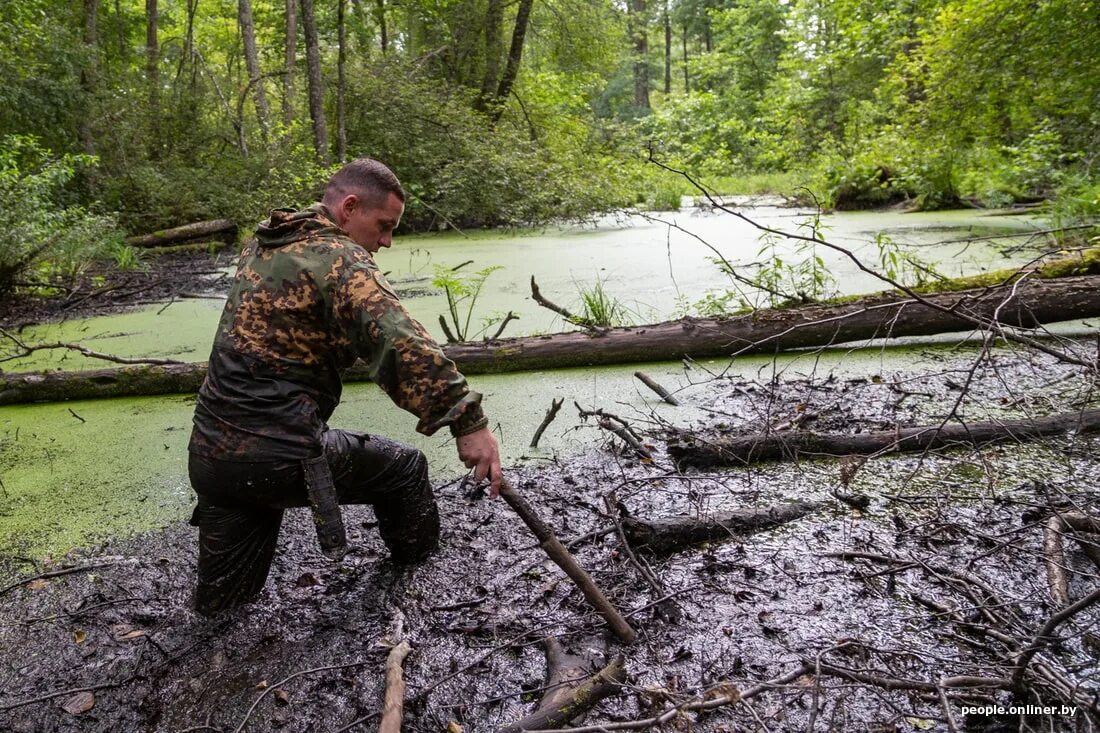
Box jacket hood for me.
[255,204,345,248]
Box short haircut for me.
[322,158,405,209]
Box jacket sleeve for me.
[332,257,488,437]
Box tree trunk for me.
[336,0,348,162]
[491,0,534,122]
[622,502,823,554]
[669,409,1100,470]
[479,0,503,109]
[300,0,330,164]
[238,0,271,139]
[125,219,238,248]
[6,275,1100,405]
[146,0,159,151]
[663,0,671,95]
[630,0,650,110]
[682,24,689,92]
[80,0,100,157]
[283,0,297,124]
[375,0,388,54]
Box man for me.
[187,158,501,616]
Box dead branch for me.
[498,652,626,733]
[1043,516,1071,606]
[125,219,237,249]
[379,641,412,733]
[530,397,564,448]
[232,661,371,733]
[1010,585,1100,692]
[1061,512,1100,570]
[574,404,640,440]
[0,327,185,367]
[633,371,678,405]
[669,408,1100,469]
[0,560,135,597]
[438,315,458,344]
[530,276,597,332]
[489,311,519,341]
[604,494,682,622]
[500,478,637,644]
[598,418,652,459]
[622,501,823,555]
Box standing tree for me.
[145,0,159,151]
[337,0,348,161]
[283,0,297,125]
[238,0,271,139]
[300,0,329,163]
[630,0,650,110]
[80,0,99,156]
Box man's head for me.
[322,158,406,253]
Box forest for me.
[2,0,1100,731]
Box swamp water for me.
[0,204,1061,557]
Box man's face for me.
[337,192,404,253]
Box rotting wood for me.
[1061,512,1100,570]
[497,653,626,733]
[598,418,652,459]
[633,371,678,405]
[668,408,1100,470]
[500,478,637,644]
[379,641,411,733]
[8,274,1100,405]
[622,501,823,555]
[1044,516,1071,607]
[536,637,602,714]
[125,219,237,249]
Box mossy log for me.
[669,408,1100,470]
[622,501,824,554]
[5,275,1100,405]
[125,219,238,249]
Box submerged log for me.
[670,408,1100,470]
[6,274,1100,405]
[622,501,823,554]
[125,219,238,249]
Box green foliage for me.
[574,277,632,328]
[0,136,123,296]
[432,264,503,342]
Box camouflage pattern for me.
[190,204,487,460]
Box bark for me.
[300,0,330,163]
[491,0,534,122]
[6,274,1100,405]
[283,0,297,124]
[498,653,626,733]
[1044,516,1071,607]
[125,219,238,249]
[379,641,411,733]
[336,0,348,162]
[670,408,1100,470]
[500,479,637,644]
[663,0,671,95]
[375,0,388,54]
[634,371,678,405]
[238,0,271,138]
[630,0,650,110]
[621,501,823,554]
[681,23,689,92]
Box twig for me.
[438,314,458,344]
[530,397,565,448]
[604,493,682,622]
[598,418,652,459]
[0,560,130,597]
[488,310,519,341]
[0,327,184,366]
[232,661,371,733]
[0,682,122,711]
[634,371,679,405]
[1010,585,1100,690]
[530,276,597,332]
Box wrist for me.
[451,416,489,438]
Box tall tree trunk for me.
[479,0,503,108]
[238,0,271,139]
[336,0,348,162]
[375,0,388,54]
[283,0,297,125]
[80,0,99,157]
[300,0,330,163]
[146,0,159,154]
[663,0,671,95]
[114,0,126,60]
[681,24,689,92]
[630,0,650,110]
[492,0,534,122]
[184,0,198,88]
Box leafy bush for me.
[0,135,123,297]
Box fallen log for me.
[622,501,823,554]
[379,641,411,733]
[6,274,1100,404]
[669,408,1100,470]
[125,219,238,249]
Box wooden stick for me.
[531,397,565,448]
[1043,516,1071,607]
[598,418,651,459]
[498,653,626,733]
[499,478,637,644]
[633,371,679,405]
[379,641,412,733]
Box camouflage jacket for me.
[189,204,487,460]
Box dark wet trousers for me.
[187,430,440,616]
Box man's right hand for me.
[456,427,502,497]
